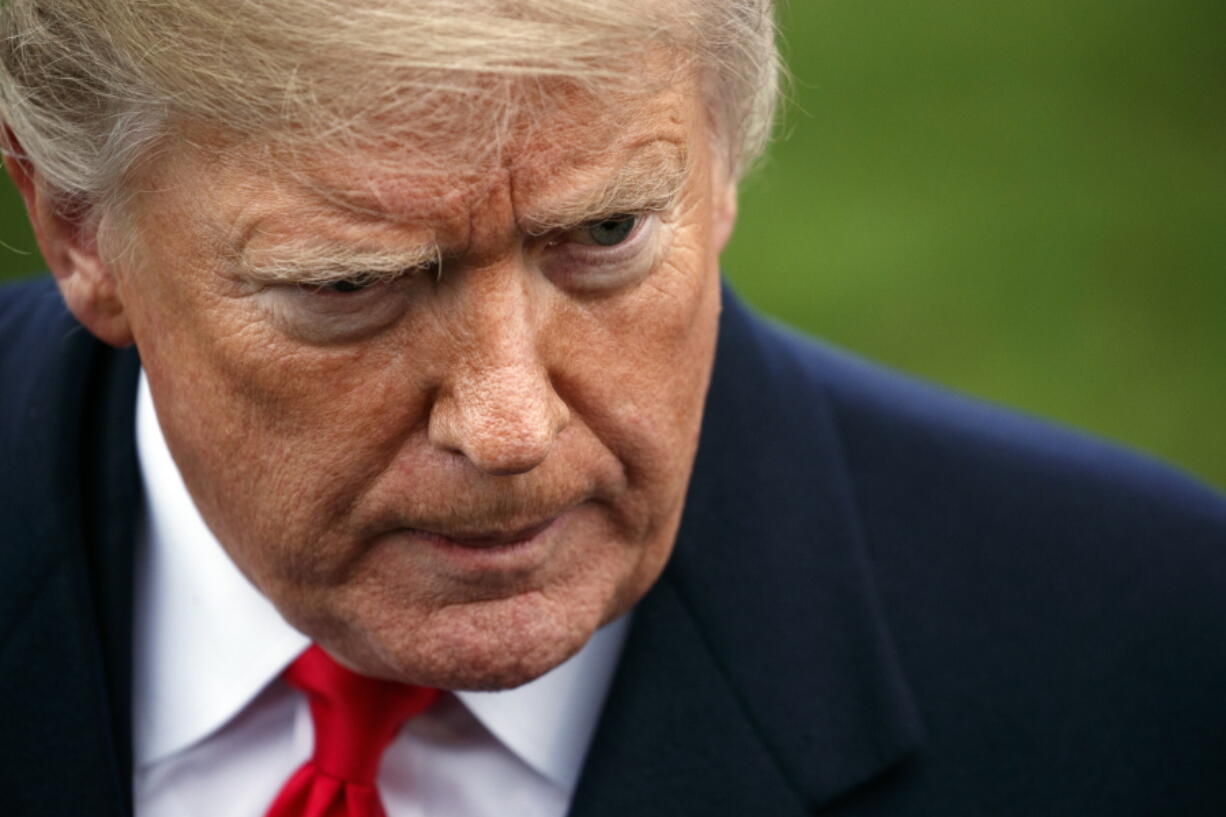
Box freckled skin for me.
[90,82,736,689]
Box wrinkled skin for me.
[11,78,737,689]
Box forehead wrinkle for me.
[231,190,445,284]
[222,166,475,280]
[302,170,463,222]
[225,116,692,273]
[461,165,521,261]
[513,137,691,234]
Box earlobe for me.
[55,239,135,347]
[3,144,134,347]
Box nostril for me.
[449,414,559,475]
[471,438,554,476]
[427,372,570,476]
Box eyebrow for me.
[517,142,691,235]
[232,141,690,285]
[237,240,442,287]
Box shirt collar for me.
[131,370,629,791]
[456,617,627,790]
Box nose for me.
[426,276,570,476]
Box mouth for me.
[408,517,559,550]
[390,511,573,581]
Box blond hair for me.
[0,0,779,222]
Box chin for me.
[319,586,612,691]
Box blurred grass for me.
[724,0,1225,490]
[0,0,1223,489]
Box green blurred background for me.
[1,0,1223,489]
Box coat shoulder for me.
[0,276,82,387]
[0,275,70,332]
[735,309,1226,804]
[736,309,1226,811]
[748,310,1226,549]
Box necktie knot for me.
[284,645,439,783]
[265,645,439,817]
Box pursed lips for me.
[408,516,559,549]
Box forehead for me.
[300,83,696,218]
[158,79,707,264]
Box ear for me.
[3,133,134,347]
[705,145,739,255]
[711,176,739,256]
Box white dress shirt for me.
[132,372,629,817]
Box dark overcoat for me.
[3,277,1225,815]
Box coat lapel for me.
[0,281,920,815]
[570,578,813,816]
[570,289,925,816]
[0,282,140,816]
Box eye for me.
[570,214,639,247]
[298,278,378,297]
[541,211,663,294]
[325,278,370,294]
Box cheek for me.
[549,235,720,496]
[139,290,433,577]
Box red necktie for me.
[265,645,440,817]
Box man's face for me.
[109,80,734,689]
